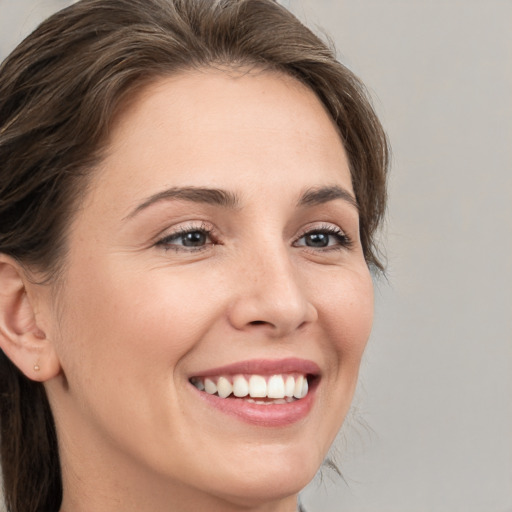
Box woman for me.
[0,0,388,511]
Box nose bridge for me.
[228,238,317,335]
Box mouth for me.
[188,359,320,426]
[190,372,311,404]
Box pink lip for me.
[189,358,320,427]
[190,357,321,378]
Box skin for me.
[1,69,374,511]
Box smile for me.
[190,373,309,403]
[188,358,319,426]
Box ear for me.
[0,256,61,382]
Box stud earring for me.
[34,363,40,372]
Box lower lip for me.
[191,381,317,427]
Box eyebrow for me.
[125,184,357,220]
[297,185,359,211]
[125,186,241,220]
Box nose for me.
[227,246,318,338]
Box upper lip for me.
[190,357,321,378]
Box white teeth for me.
[246,398,272,405]
[293,375,304,399]
[284,375,295,397]
[248,375,267,397]
[233,375,249,397]
[300,377,308,398]
[204,378,217,395]
[246,397,296,405]
[217,376,233,398]
[267,375,285,399]
[192,373,310,401]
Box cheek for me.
[48,262,222,451]
[315,266,374,369]
[302,266,373,453]
[54,261,222,380]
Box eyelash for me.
[293,224,353,252]
[155,222,217,252]
[155,223,353,253]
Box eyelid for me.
[293,222,353,250]
[155,221,218,250]
[294,222,346,239]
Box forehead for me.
[88,68,352,213]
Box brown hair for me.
[0,0,389,510]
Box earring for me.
[34,363,40,372]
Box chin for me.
[212,467,315,509]
[196,441,325,506]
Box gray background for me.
[1,1,511,511]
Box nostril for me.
[249,320,267,326]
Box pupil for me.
[307,233,328,247]
[183,231,206,246]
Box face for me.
[40,69,374,510]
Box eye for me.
[176,230,209,247]
[155,224,215,251]
[294,225,352,250]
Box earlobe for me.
[0,256,61,382]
